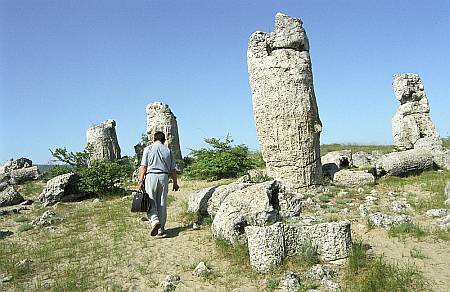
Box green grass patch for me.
[320,143,394,156]
[18,181,44,198]
[344,241,431,291]
[176,201,199,225]
[336,198,352,205]
[410,247,428,259]
[288,240,319,269]
[167,194,176,206]
[13,216,29,223]
[17,223,34,233]
[388,223,428,239]
[214,238,251,273]
[432,227,450,241]
[266,277,280,290]
[319,194,332,203]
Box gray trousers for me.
[145,173,169,231]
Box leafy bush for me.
[48,165,74,177]
[78,160,132,195]
[184,136,255,181]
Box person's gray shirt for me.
[141,141,176,173]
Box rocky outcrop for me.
[86,119,121,161]
[333,170,375,186]
[187,186,218,216]
[39,173,85,206]
[9,166,39,184]
[211,181,280,244]
[391,73,448,169]
[321,150,352,179]
[248,13,322,191]
[367,212,411,228]
[245,222,285,273]
[352,152,380,169]
[146,102,182,163]
[375,149,434,176]
[0,186,24,207]
[0,158,32,174]
[245,220,351,273]
[207,183,252,217]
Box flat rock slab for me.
[333,170,375,186]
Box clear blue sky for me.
[1,0,449,164]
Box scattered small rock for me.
[357,187,364,194]
[16,259,32,268]
[192,222,200,230]
[160,274,180,292]
[359,204,371,217]
[279,271,301,292]
[321,278,340,292]
[93,198,100,204]
[0,229,13,239]
[304,264,335,281]
[0,274,12,283]
[391,200,412,213]
[365,195,378,205]
[436,214,450,228]
[19,199,34,206]
[31,210,57,226]
[426,209,449,218]
[192,261,210,277]
[367,212,411,228]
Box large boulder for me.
[333,170,375,187]
[248,13,322,191]
[146,102,182,163]
[245,222,285,273]
[284,221,351,262]
[9,166,39,184]
[39,173,85,206]
[321,150,352,179]
[187,186,218,216]
[211,181,280,244]
[375,149,434,177]
[0,158,33,174]
[367,212,411,228]
[207,183,252,217]
[0,186,25,207]
[352,151,379,169]
[86,119,121,161]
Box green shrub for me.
[17,223,34,233]
[184,136,255,181]
[49,144,93,170]
[48,165,74,178]
[78,160,132,195]
[388,223,427,239]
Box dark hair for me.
[154,131,166,143]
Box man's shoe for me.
[150,221,161,236]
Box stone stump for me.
[86,119,121,161]
[247,13,322,191]
[146,102,182,163]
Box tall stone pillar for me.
[247,13,323,190]
[86,119,121,161]
[146,102,182,163]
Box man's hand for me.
[138,180,145,191]
[172,183,180,192]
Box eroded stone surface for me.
[367,212,411,228]
[211,181,280,244]
[321,150,352,179]
[9,166,39,185]
[0,186,24,207]
[248,12,322,191]
[86,119,121,161]
[376,149,434,176]
[333,170,375,187]
[187,186,218,216]
[146,102,182,163]
[39,173,85,206]
[207,183,252,217]
[245,222,285,273]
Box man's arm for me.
[139,165,147,190]
[171,169,179,191]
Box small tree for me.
[184,136,254,181]
[49,144,93,170]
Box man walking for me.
[139,131,179,237]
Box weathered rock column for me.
[146,102,182,162]
[86,119,121,161]
[392,73,442,152]
[247,13,323,190]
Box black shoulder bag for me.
[130,189,151,212]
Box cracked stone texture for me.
[391,73,448,169]
[245,222,285,273]
[367,212,411,228]
[187,186,218,216]
[146,102,182,163]
[247,12,322,191]
[39,173,85,206]
[284,221,351,262]
[0,186,24,207]
[9,166,39,185]
[333,170,375,187]
[0,158,32,174]
[206,183,252,217]
[211,181,280,244]
[321,150,353,179]
[86,119,121,161]
[375,149,434,176]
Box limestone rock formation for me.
[9,166,39,185]
[321,150,353,179]
[188,186,218,216]
[211,181,280,244]
[39,173,86,206]
[245,222,285,273]
[206,183,252,217]
[333,170,375,187]
[391,73,450,170]
[367,212,411,228]
[352,152,380,169]
[86,119,121,161]
[375,149,434,176]
[0,186,24,207]
[245,220,351,273]
[0,158,32,174]
[248,13,322,191]
[146,102,182,163]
